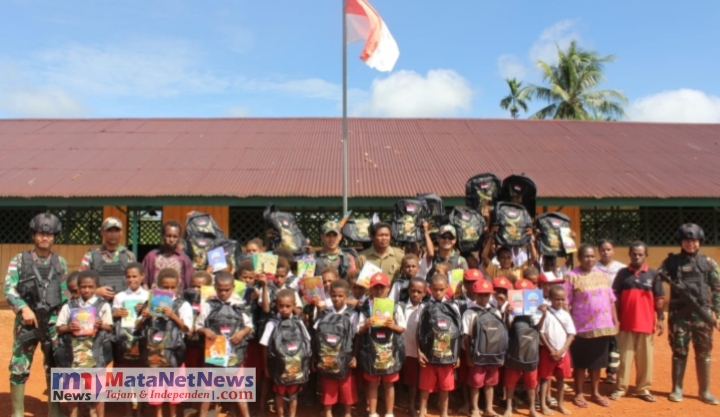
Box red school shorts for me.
[504,367,538,390]
[363,371,400,384]
[320,374,357,406]
[537,346,572,380]
[273,383,301,398]
[466,365,499,389]
[418,364,455,393]
[403,356,420,386]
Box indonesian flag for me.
[346,0,399,72]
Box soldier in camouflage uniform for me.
[315,221,358,279]
[79,216,135,301]
[658,223,720,405]
[4,213,68,417]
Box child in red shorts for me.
[402,278,427,416]
[455,268,485,414]
[184,271,212,368]
[538,285,575,415]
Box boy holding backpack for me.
[463,279,506,417]
[417,274,462,417]
[501,278,543,417]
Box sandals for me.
[571,397,588,408]
[637,393,657,403]
[591,396,611,407]
[609,391,623,401]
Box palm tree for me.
[500,78,530,119]
[528,41,627,120]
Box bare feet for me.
[541,406,554,416]
[557,405,571,415]
[458,403,470,415]
[502,408,513,417]
[529,408,541,417]
[471,410,481,417]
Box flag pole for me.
[341,0,349,214]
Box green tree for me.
[500,78,530,119]
[528,41,627,120]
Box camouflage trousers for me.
[668,310,713,359]
[8,313,59,386]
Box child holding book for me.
[402,277,428,416]
[195,272,254,417]
[314,279,358,417]
[56,271,113,417]
[261,289,312,417]
[356,272,407,417]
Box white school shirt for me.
[492,247,529,268]
[417,257,431,280]
[595,260,626,286]
[354,303,407,334]
[57,296,114,327]
[112,287,149,309]
[540,306,576,356]
[260,314,311,346]
[257,285,304,309]
[402,302,423,358]
[462,303,501,337]
[195,297,254,332]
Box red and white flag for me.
[346,0,399,72]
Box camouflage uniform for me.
[4,250,68,385]
[78,244,135,270]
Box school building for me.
[1,117,719,303]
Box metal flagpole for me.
[342,0,349,214]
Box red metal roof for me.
[0,118,719,200]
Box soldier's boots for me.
[46,376,67,417]
[11,384,25,417]
[668,355,687,402]
[697,358,719,405]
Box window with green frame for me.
[0,208,103,245]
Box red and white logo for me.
[437,319,448,330]
[287,342,298,352]
[326,335,338,344]
[407,204,416,213]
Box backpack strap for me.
[50,253,63,276]
[546,308,569,336]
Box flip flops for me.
[571,397,588,408]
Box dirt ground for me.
[0,310,718,417]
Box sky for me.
[1,0,719,122]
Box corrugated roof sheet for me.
[0,118,719,199]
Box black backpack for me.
[391,199,430,244]
[495,202,533,248]
[141,299,187,368]
[55,298,112,368]
[342,217,373,244]
[416,193,446,236]
[314,310,355,380]
[449,207,486,253]
[470,307,508,366]
[217,239,241,271]
[264,205,307,256]
[465,173,501,211]
[505,316,540,371]
[358,302,405,376]
[500,175,537,218]
[186,211,226,240]
[536,212,571,257]
[267,316,312,386]
[182,289,204,348]
[187,236,215,271]
[205,298,251,367]
[418,301,462,365]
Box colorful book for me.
[205,335,230,367]
[297,259,317,279]
[149,288,174,317]
[259,252,279,275]
[448,269,464,292]
[70,306,96,336]
[357,262,382,288]
[371,298,394,327]
[559,227,577,254]
[523,289,544,316]
[120,297,145,328]
[208,247,228,272]
[252,253,262,274]
[298,276,324,304]
[508,290,525,316]
[233,280,247,300]
[200,285,216,302]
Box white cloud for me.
[357,69,473,117]
[0,65,85,117]
[227,106,251,117]
[628,89,720,123]
[497,54,527,80]
[529,19,581,65]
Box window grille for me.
[0,207,103,245]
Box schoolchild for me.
[389,254,421,304]
[195,271,254,417]
[345,270,364,309]
[183,271,212,368]
[456,269,485,415]
[492,277,513,315]
[482,228,537,282]
[261,289,313,417]
[538,285,575,416]
[356,272,407,417]
[137,268,193,417]
[523,266,541,287]
[417,274,462,417]
[65,271,81,301]
[314,280,358,417]
[56,271,113,417]
[402,277,428,416]
[463,279,506,417]
[537,273,565,306]
[244,238,265,255]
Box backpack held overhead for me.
[418,301,462,365]
[358,303,406,376]
[314,310,355,380]
[465,173,502,211]
[535,212,571,257]
[267,316,311,386]
[449,207,487,254]
[186,211,227,240]
[505,316,539,371]
[55,298,112,368]
[391,199,430,244]
[264,204,307,256]
[342,217,373,244]
[470,307,508,366]
[141,299,187,368]
[495,202,533,248]
[500,174,537,218]
[416,193,446,236]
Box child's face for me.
[370,284,388,299]
[541,283,551,297]
[125,268,143,291]
[474,293,491,306]
[190,276,206,291]
[67,280,80,299]
[330,288,348,311]
[462,280,474,296]
[408,281,426,305]
[435,266,449,277]
[543,257,557,271]
[404,243,420,255]
[466,255,480,269]
[430,280,447,302]
[494,288,508,305]
[550,289,566,310]
[498,251,512,268]
[276,295,295,318]
[214,280,234,302]
[246,243,261,255]
[402,259,419,278]
[239,270,256,286]
[525,273,539,285]
[352,284,366,300]
[275,267,289,287]
[78,278,96,300]
[159,277,179,293]
[322,273,337,294]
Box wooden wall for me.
[162,206,229,236]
